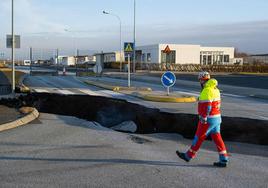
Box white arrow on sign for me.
[164,75,173,84]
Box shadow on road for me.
[0,156,215,168]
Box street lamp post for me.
[103,10,123,72]
[11,0,15,93]
[133,0,136,73]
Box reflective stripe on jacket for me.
[198,79,221,119]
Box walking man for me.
[176,72,229,167]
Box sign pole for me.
[128,54,131,87]
[167,87,170,96]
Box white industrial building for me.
[95,44,235,66]
[57,55,96,66]
[250,54,268,64]
[135,44,235,65]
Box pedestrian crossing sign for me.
[124,42,134,53]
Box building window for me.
[219,55,223,63]
[161,52,167,63]
[142,54,145,62]
[203,55,207,65]
[147,53,151,62]
[224,55,230,62]
[161,51,176,64]
[207,55,212,65]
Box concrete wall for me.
[136,45,159,63]
[159,44,200,64]
[137,44,200,64]
[103,52,124,63]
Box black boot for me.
[176,150,190,162]
[213,162,227,168]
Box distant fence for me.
[135,63,268,73]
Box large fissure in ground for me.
[1,93,268,145]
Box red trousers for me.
[186,121,228,160]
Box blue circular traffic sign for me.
[161,71,176,87]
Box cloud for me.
[0,0,67,35]
[136,20,268,53]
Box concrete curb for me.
[84,79,196,103]
[0,107,39,132]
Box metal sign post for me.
[124,42,134,88]
[128,54,131,87]
[161,71,176,96]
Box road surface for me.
[23,73,268,120]
[0,113,267,187]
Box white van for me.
[23,60,31,66]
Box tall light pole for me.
[133,0,136,73]
[11,0,15,93]
[103,10,123,72]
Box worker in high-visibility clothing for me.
[176,72,229,167]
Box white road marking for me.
[99,90,125,97]
[78,89,100,96]
[33,89,49,93]
[222,93,246,98]
[57,89,75,95]
[174,91,199,97]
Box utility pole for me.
[76,49,79,76]
[11,0,15,93]
[133,0,136,73]
[30,47,33,75]
[56,48,59,75]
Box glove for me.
[199,116,207,124]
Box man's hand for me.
[199,116,207,124]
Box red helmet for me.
[198,71,210,81]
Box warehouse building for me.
[135,44,235,65]
[95,44,235,66]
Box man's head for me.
[198,71,210,88]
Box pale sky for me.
[0,0,268,59]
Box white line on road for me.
[33,89,49,93]
[174,91,199,97]
[222,93,246,98]
[99,90,126,97]
[57,89,76,95]
[78,89,100,96]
